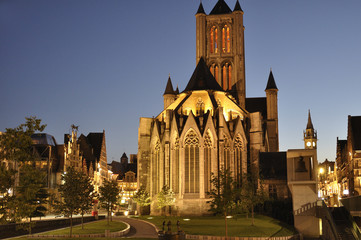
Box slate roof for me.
[350,116,361,150]
[87,132,104,160]
[183,57,224,92]
[259,152,287,180]
[210,0,232,15]
[196,2,205,14]
[164,76,175,95]
[245,97,267,119]
[265,71,278,90]
[234,0,243,12]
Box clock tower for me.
[304,110,317,149]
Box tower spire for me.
[304,110,317,149]
[307,109,314,130]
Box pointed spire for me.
[307,110,314,130]
[163,75,175,95]
[175,85,179,94]
[265,69,278,91]
[183,57,223,92]
[196,1,205,14]
[210,0,232,15]
[233,0,243,12]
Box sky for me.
[1,0,361,164]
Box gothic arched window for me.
[224,135,231,171]
[221,63,232,90]
[152,140,160,194]
[184,130,200,193]
[234,134,243,184]
[210,64,219,84]
[210,26,218,54]
[204,131,212,193]
[196,98,205,116]
[222,25,231,53]
[172,137,180,193]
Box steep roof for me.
[164,76,175,95]
[350,116,361,150]
[210,0,232,15]
[265,70,278,90]
[245,97,267,119]
[259,152,287,180]
[233,0,243,12]
[196,2,205,14]
[307,110,314,130]
[87,132,104,160]
[183,57,224,92]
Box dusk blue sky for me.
[1,0,361,163]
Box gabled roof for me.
[183,57,224,92]
[234,0,243,12]
[196,2,205,14]
[265,70,278,91]
[350,116,361,150]
[307,110,314,130]
[210,0,232,15]
[259,152,287,180]
[87,132,104,160]
[164,76,175,95]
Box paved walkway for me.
[115,217,158,238]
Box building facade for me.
[138,0,281,215]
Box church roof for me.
[265,70,278,91]
[164,76,175,95]
[196,2,205,14]
[245,97,267,119]
[259,152,287,180]
[234,0,243,12]
[350,116,361,150]
[210,0,232,15]
[183,57,224,92]
[307,110,314,130]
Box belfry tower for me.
[196,0,246,108]
[304,110,317,149]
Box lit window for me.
[210,26,218,54]
[222,25,230,53]
[184,130,200,193]
[221,63,232,90]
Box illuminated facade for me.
[318,159,339,206]
[138,0,280,215]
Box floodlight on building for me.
[319,168,324,174]
[343,189,349,195]
[124,210,129,216]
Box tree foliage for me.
[78,173,96,229]
[132,186,151,216]
[99,179,120,225]
[157,185,175,216]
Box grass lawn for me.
[39,219,127,235]
[134,214,296,237]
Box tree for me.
[99,179,120,225]
[57,167,83,237]
[133,186,151,216]
[0,163,16,223]
[157,185,175,216]
[78,174,96,229]
[207,167,238,240]
[0,116,47,230]
[238,178,268,226]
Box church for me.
[138,0,282,215]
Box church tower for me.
[265,70,279,151]
[196,0,246,108]
[304,110,317,149]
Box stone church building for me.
[138,0,281,215]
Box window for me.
[210,64,219,84]
[204,132,212,193]
[210,26,218,54]
[222,25,230,53]
[269,184,277,199]
[224,135,231,170]
[172,137,180,193]
[221,63,232,90]
[184,130,200,193]
[152,140,160,194]
[196,98,205,116]
[234,135,243,184]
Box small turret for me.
[163,75,177,109]
[304,110,317,149]
[265,70,279,151]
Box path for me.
[115,217,158,238]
